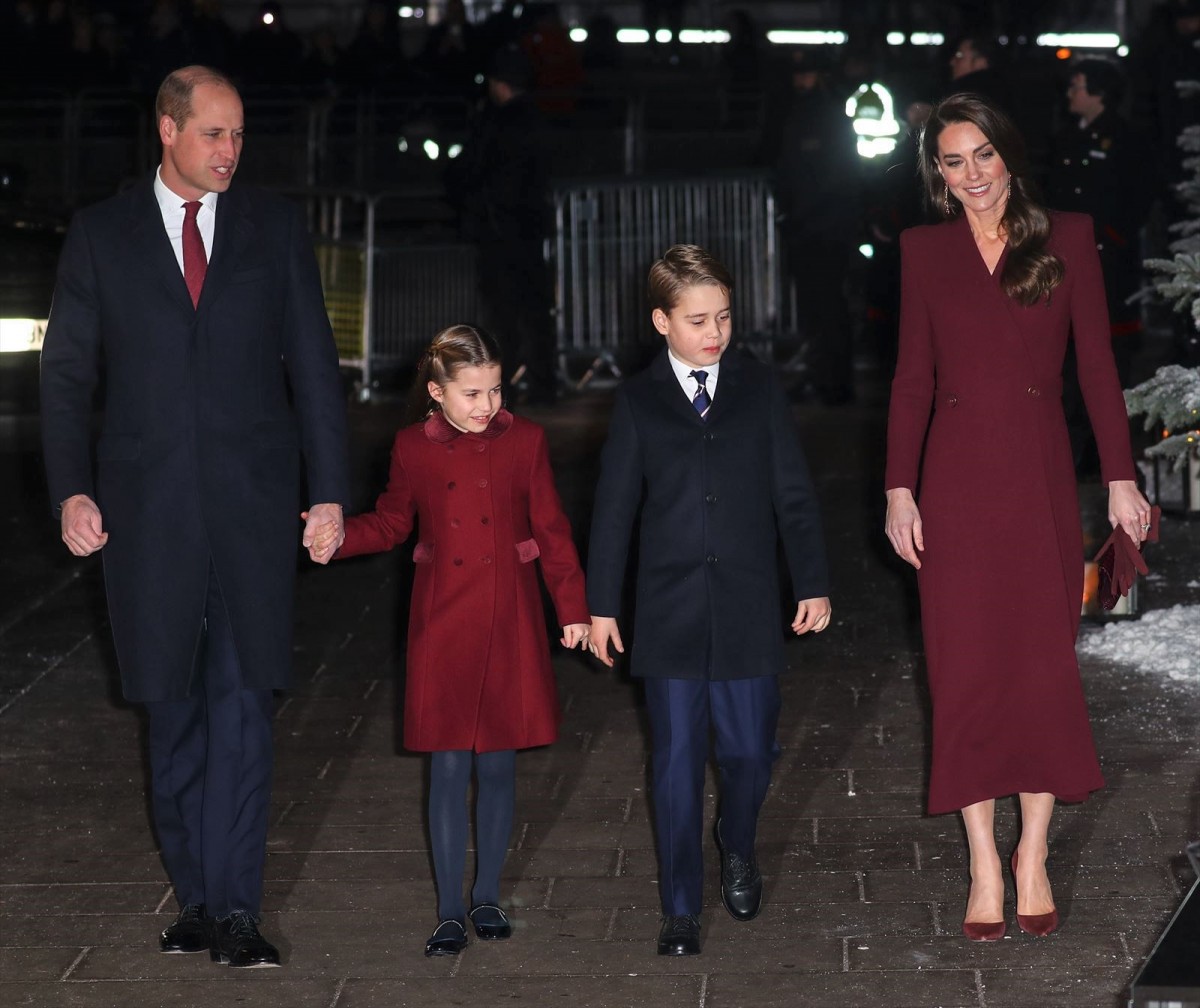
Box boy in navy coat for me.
[586,244,831,955]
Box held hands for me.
[561,623,591,649]
[301,502,345,564]
[585,615,624,667]
[60,494,108,556]
[884,487,924,569]
[1107,480,1154,547]
[792,597,832,635]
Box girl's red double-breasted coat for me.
[339,409,589,753]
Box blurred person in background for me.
[1048,59,1152,474]
[449,43,557,406]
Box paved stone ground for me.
[1,374,1196,1008]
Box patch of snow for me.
[1077,604,1200,683]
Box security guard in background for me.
[1049,59,1151,368]
[1049,59,1152,474]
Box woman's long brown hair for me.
[918,93,1064,306]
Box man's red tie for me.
[182,201,207,308]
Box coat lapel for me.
[703,348,743,424]
[198,184,255,313]
[650,347,748,425]
[949,215,1036,369]
[650,349,706,425]
[126,177,194,312]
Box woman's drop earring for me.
[943,183,951,216]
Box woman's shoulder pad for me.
[900,221,948,250]
[1048,209,1094,238]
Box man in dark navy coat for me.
[586,245,831,955]
[40,65,349,966]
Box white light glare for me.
[679,29,730,44]
[886,32,905,46]
[398,136,409,153]
[0,319,46,353]
[1035,32,1120,48]
[262,11,274,25]
[910,32,944,45]
[858,243,875,259]
[847,82,901,159]
[569,27,587,43]
[858,137,898,158]
[447,143,463,159]
[766,30,848,46]
[655,28,672,43]
[616,28,650,43]
[399,5,413,16]
[423,139,440,160]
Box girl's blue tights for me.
[428,748,516,921]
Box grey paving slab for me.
[1,882,166,915]
[977,966,1139,1008]
[336,976,704,1008]
[705,970,983,1008]
[1,979,343,1008]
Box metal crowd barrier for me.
[296,174,784,399]
[552,174,785,385]
[295,189,479,398]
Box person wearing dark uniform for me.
[450,43,558,406]
[1048,59,1151,472]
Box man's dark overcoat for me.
[587,348,829,680]
[41,176,349,702]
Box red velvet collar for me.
[423,408,514,444]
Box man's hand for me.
[302,502,344,564]
[61,494,108,556]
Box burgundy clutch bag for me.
[1092,505,1160,611]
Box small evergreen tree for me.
[1131,54,1200,467]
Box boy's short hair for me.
[647,244,733,314]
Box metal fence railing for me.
[294,189,479,397]
[552,174,785,382]
[294,173,787,399]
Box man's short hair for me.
[958,34,997,66]
[155,65,238,129]
[1074,58,1125,107]
[647,244,733,315]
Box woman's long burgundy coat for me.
[339,409,589,752]
[885,211,1136,815]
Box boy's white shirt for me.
[666,349,720,402]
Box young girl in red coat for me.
[315,324,591,956]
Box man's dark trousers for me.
[146,566,275,917]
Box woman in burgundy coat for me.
[328,325,590,956]
[883,95,1152,942]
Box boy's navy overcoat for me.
[587,348,829,680]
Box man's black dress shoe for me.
[657,914,701,955]
[714,818,763,921]
[469,903,513,940]
[160,903,210,953]
[425,919,468,956]
[209,911,281,967]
